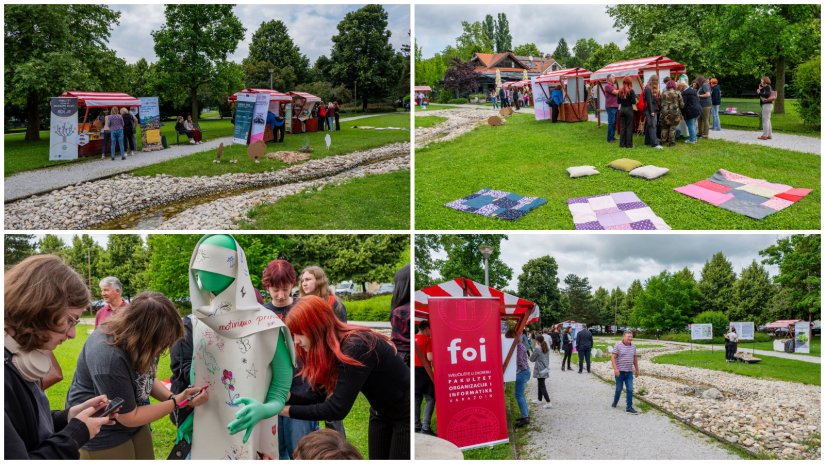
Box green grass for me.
[48,324,370,459]
[415,115,447,128]
[4,118,236,177]
[651,350,821,385]
[130,113,409,177]
[748,337,820,356]
[419,104,460,110]
[239,170,409,230]
[344,294,393,321]
[718,98,819,137]
[415,113,820,230]
[633,334,820,357]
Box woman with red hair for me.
[280,296,409,459]
[617,76,637,148]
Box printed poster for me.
[233,93,256,145]
[49,97,78,160]
[138,97,162,151]
[531,77,551,121]
[691,323,713,340]
[730,322,755,341]
[429,297,508,450]
[795,323,810,354]
[249,93,270,144]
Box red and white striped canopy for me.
[288,91,322,103]
[590,56,685,82]
[228,88,291,104]
[59,91,141,108]
[415,277,540,325]
[765,319,804,329]
[502,81,528,89]
[536,68,591,85]
[414,85,432,92]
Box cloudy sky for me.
[416,4,627,58]
[429,234,788,292]
[107,4,409,64]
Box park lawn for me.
[415,115,447,128]
[748,336,821,356]
[651,350,821,386]
[344,294,393,321]
[4,117,235,177]
[48,324,370,459]
[130,113,410,177]
[415,113,820,230]
[239,170,410,230]
[419,104,460,111]
[718,98,819,137]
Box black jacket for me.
[4,349,90,459]
[575,329,593,351]
[681,88,702,120]
[711,85,722,106]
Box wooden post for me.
[596,82,602,127]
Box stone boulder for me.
[702,388,724,400]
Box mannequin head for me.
[193,234,237,295]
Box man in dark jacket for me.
[575,324,594,373]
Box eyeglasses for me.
[66,315,81,331]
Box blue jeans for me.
[686,117,698,142]
[606,107,618,142]
[711,105,721,130]
[515,368,531,419]
[613,371,634,409]
[327,116,334,131]
[110,129,125,159]
[492,97,498,109]
[278,416,319,460]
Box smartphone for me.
[92,397,124,418]
[178,385,209,408]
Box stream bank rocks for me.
[415,107,496,148]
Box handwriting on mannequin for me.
[447,338,487,364]
[217,313,277,332]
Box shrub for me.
[694,311,729,337]
[437,92,452,104]
[345,294,392,322]
[794,55,820,127]
[448,98,469,104]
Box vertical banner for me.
[49,97,78,160]
[795,323,810,354]
[284,103,293,133]
[429,297,508,450]
[531,78,551,121]
[249,93,270,144]
[233,93,257,144]
[138,97,163,152]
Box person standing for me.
[575,324,593,373]
[550,328,561,353]
[659,80,684,147]
[617,77,637,148]
[94,277,128,328]
[389,265,410,366]
[107,106,125,161]
[611,331,640,415]
[498,86,507,108]
[333,100,341,131]
[298,266,347,322]
[414,321,435,435]
[491,89,499,110]
[560,327,573,371]
[120,108,137,156]
[643,76,663,149]
[317,103,326,131]
[696,75,712,138]
[551,85,564,123]
[604,74,619,143]
[507,329,531,427]
[100,109,110,159]
[680,82,701,144]
[529,335,551,409]
[326,102,335,132]
[725,326,739,362]
[710,78,722,131]
[513,87,521,110]
[757,76,774,140]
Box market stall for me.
[413,85,431,106]
[287,91,323,133]
[765,319,810,353]
[533,68,591,122]
[590,56,686,130]
[228,88,292,141]
[58,91,141,157]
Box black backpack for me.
[122,113,134,132]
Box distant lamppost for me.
[479,244,493,286]
[269,68,275,90]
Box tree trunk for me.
[25,92,41,142]
[774,56,785,114]
[190,88,199,123]
[361,96,368,112]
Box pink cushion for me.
[674,184,735,206]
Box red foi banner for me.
[429,297,508,449]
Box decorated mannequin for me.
[179,234,295,459]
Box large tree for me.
[414,235,441,289]
[152,4,245,122]
[97,235,149,300]
[442,58,479,97]
[552,38,572,66]
[4,4,121,141]
[730,260,775,323]
[37,234,67,257]
[483,15,496,52]
[620,279,643,326]
[64,235,105,293]
[517,256,562,327]
[438,235,511,289]
[592,287,613,328]
[698,252,737,314]
[631,271,699,333]
[569,38,600,69]
[456,21,492,59]
[243,20,310,88]
[760,235,821,322]
[513,43,542,57]
[495,13,512,53]
[608,287,627,329]
[562,274,597,325]
[4,235,36,266]
[329,4,398,111]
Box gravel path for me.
[4,113,393,202]
[519,350,739,460]
[419,104,820,154]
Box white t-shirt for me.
[726,332,738,343]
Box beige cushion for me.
[567,166,600,178]
[608,158,643,172]
[629,165,670,180]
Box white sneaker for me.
[532,399,542,405]
[543,403,553,409]
[654,145,664,149]
[190,140,196,144]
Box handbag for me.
[537,367,550,377]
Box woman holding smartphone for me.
[66,292,208,459]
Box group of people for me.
[491,85,531,110]
[174,115,204,145]
[314,100,341,132]
[95,107,139,160]
[5,238,411,460]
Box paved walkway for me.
[519,350,739,460]
[5,114,392,202]
[419,104,821,155]
[620,338,820,364]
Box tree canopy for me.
[243,20,310,89]
[517,256,562,327]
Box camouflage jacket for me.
[660,89,684,125]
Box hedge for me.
[345,294,392,322]
[794,55,820,127]
[448,98,469,104]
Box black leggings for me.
[620,106,635,147]
[368,407,410,459]
[537,378,550,402]
[725,341,737,360]
[561,345,572,369]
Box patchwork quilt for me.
[445,188,548,220]
[567,192,671,230]
[674,169,813,219]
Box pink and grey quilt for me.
[674,169,813,219]
[445,188,548,220]
[567,192,671,230]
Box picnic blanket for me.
[445,188,547,220]
[674,169,813,219]
[567,192,671,230]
